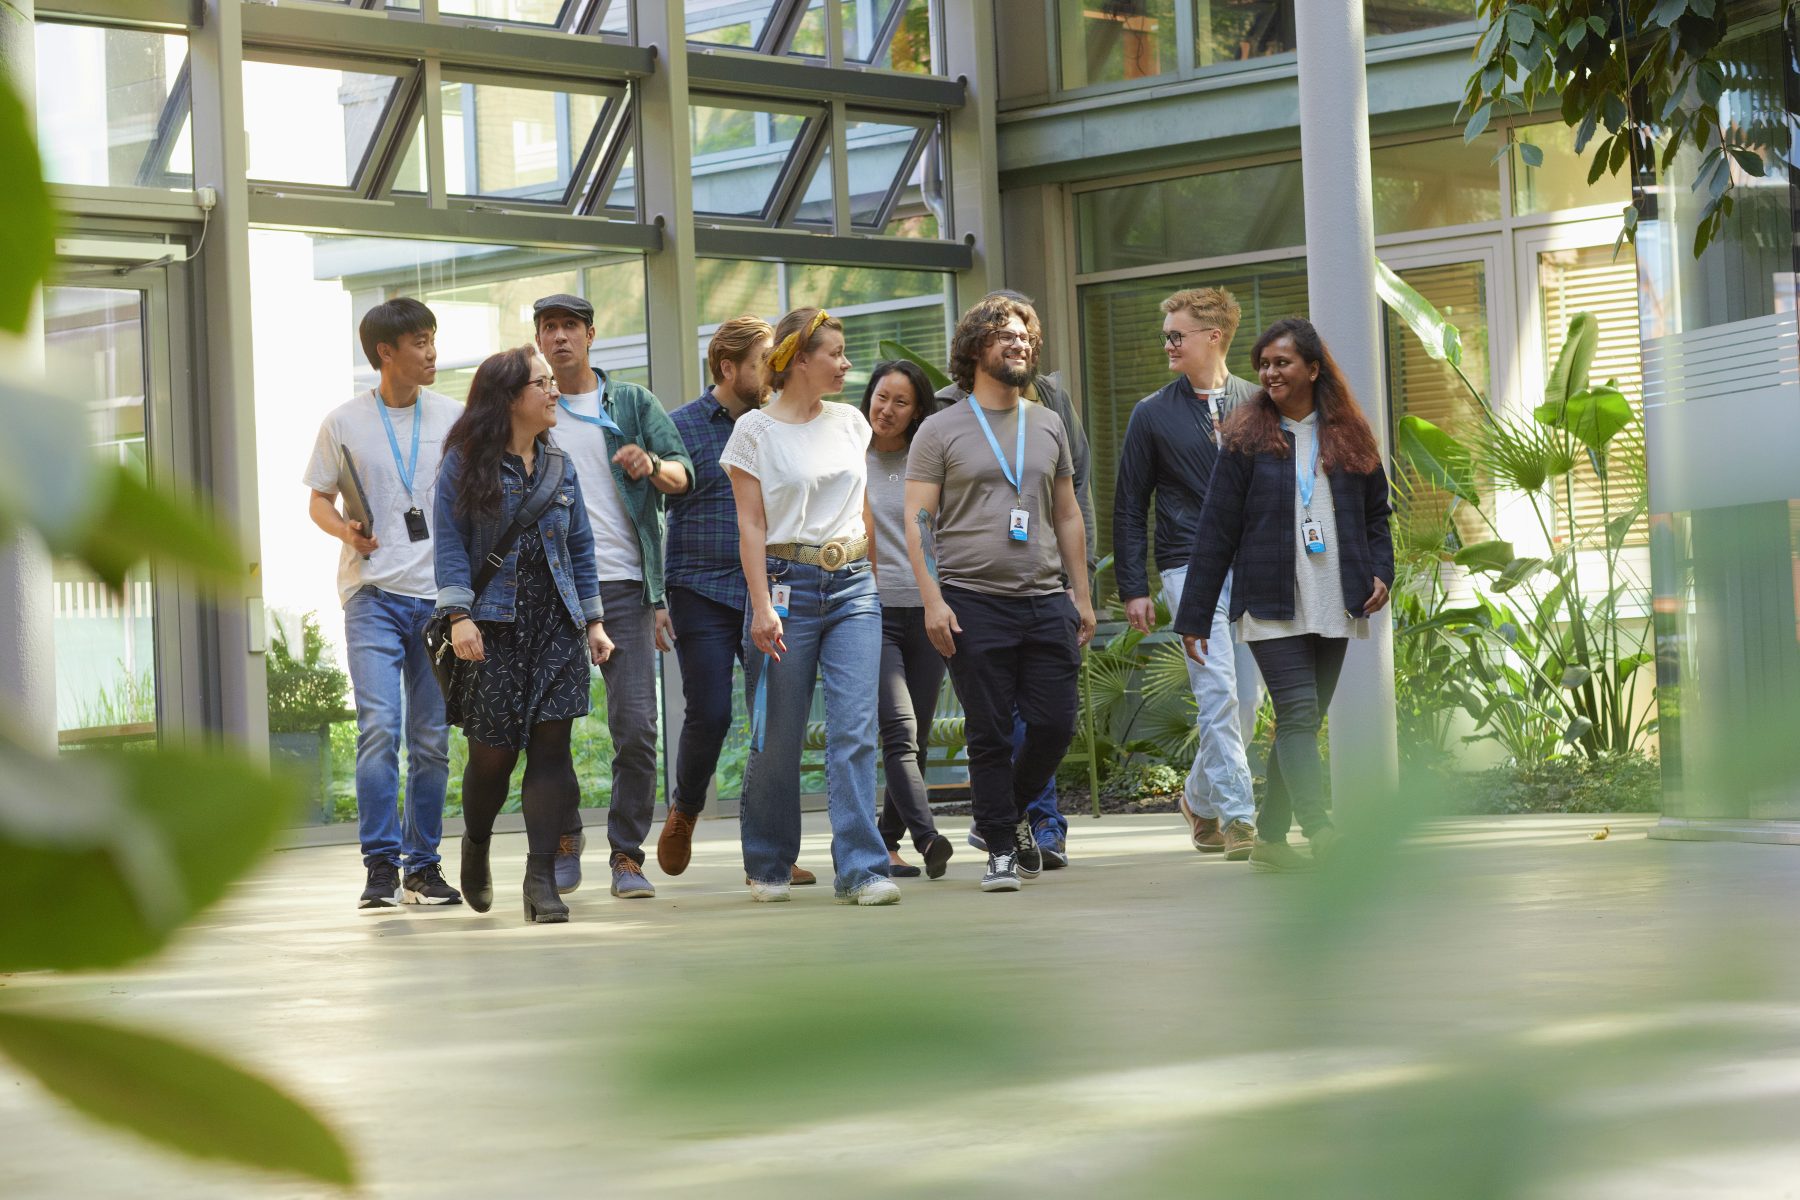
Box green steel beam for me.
[686,51,965,112]
[36,0,185,26]
[238,2,654,80]
[692,225,972,271]
[247,194,663,252]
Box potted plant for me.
[265,612,352,823]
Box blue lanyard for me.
[558,377,624,436]
[1289,418,1321,513]
[374,389,421,501]
[967,397,1027,497]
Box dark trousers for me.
[942,586,1081,855]
[666,585,748,817]
[876,605,947,853]
[1246,634,1348,843]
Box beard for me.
[983,355,1034,389]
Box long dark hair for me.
[859,360,938,444]
[1222,317,1382,476]
[443,345,537,518]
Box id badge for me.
[1301,517,1326,555]
[771,583,791,618]
[1008,507,1030,542]
[404,507,430,542]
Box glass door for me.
[44,266,185,749]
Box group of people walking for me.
[304,281,1393,923]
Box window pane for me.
[442,81,610,201]
[1078,259,1309,562]
[686,0,778,47]
[439,0,569,23]
[391,119,424,194]
[845,118,924,228]
[243,62,402,188]
[1060,0,1178,90]
[696,258,781,327]
[875,0,934,73]
[790,0,827,56]
[1365,0,1477,36]
[1076,160,1305,275]
[1371,133,1502,235]
[1512,121,1633,216]
[843,0,932,71]
[792,141,835,226]
[34,23,190,187]
[1195,0,1295,68]
[691,104,813,219]
[45,286,158,742]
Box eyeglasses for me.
[1162,327,1214,349]
[528,375,556,392]
[990,330,1037,348]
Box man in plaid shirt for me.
[656,317,814,887]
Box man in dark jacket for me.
[1113,287,1260,860]
[935,290,1096,869]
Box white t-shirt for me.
[302,388,462,605]
[718,401,870,546]
[553,387,643,582]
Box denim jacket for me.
[433,440,604,628]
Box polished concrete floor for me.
[4,811,1800,1199]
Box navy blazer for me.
[1173,429,1394,635]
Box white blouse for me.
[719,401,870,546]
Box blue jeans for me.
[1158,565,1256,825]
[739,559,888,895]
[343,586,450,870]
[667,586,747,817]
[1011,713,1067,842]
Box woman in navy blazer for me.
[1174,318,1394,873]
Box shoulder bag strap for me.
[465,448,568,601]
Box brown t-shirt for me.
[906,396,1074,597]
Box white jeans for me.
[1159,565,1257,825]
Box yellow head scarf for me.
[768,310,832,373]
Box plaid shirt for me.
[664,389,748,610]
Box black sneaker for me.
[980,851,1021,893]
[359,861,400,909]
[403,863,463,906]
[1014,819,1042,880]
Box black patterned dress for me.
[446,523,592,749]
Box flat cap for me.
[532,293,594,324]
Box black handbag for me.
[423,448,567,702]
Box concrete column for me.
[942,0,1002,313]
[0,0,56,753]
[1293,1,1400,806]
[191,1,269,753]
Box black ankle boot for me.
[522,852,569,924]
[460,834,493,913]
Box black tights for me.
[460,719,579,856]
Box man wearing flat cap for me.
[534,292,694,902]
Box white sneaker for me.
[748,880,791,903]
[835,877,902,906]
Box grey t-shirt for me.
[866,447,921,608]
[906,397,1073,597]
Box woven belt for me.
[765,538,868,570]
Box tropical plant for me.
[1460,0,1791,257]
[1378,261,1656,766]
[0,79,354,1185]
[266,612,352,734]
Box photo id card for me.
[404,507,430,542]
[1301,517,1326,555]
[1008,508,1030,542]
[771,583,791,618]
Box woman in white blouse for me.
[720,307,899,906]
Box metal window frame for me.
[237,50,416,195]
[688,93,827,225]
[840,108,936,231]
[435,70,629,209]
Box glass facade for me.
[34,22,190,188]
[1640,18,1800,833]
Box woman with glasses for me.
[1174,318,1393,873]
[721,307,899,906]
[860,360,954,880]
[435,346,614,922]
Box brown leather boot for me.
[656,808,698,875]
[790,864,818,886]
[1195,817,1225,853]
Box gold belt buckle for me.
[818,540,847,571]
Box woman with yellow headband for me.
[719,307,899,906]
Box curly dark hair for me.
[1221,317,1382,476]
[949,296,1040,393]
[858,360,939,444]
[442,345,538,519]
